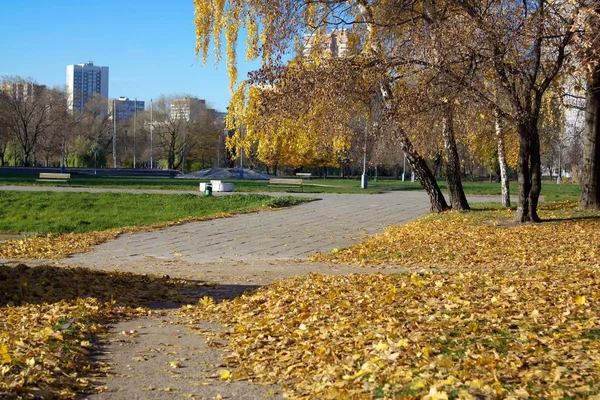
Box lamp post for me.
[361,125,368,189]
[150,99,153,169]
[113,99,117,168]
[133,98,137,169]
[62,119,80,173]
[92,142,99,175]
[61,129,66,173]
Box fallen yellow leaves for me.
[180,268,600,399]
[0,264,206,398]
[314,201,600,269]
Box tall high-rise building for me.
[66,61,109,113]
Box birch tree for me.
[194,0,451,212]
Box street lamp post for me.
[62,119,80,173]
[61,129,66,173]
[361,126,368,189]
[150,99,153,169]
[93,140,99,175]
[113,99,117,168]
[133,98,137,168]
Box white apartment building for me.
[302,28,349,58]
[1,80,46,101]
[170,97,208,121]
[109,97,145,121]
[66,61,109,113]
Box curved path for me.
[67,190,431,266]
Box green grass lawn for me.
[0,175,581,200]
[0,191,307,235]
[0,175,380,194]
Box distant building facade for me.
[302,29,349,58]
[66,61,109,113]
[214,111,228,124]
[1,80,46,101]
[171,97,211,121]
[109,97,145,121]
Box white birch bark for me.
[494,109,511,207]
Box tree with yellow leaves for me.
[194,0,589,218]
[194,0,451,212]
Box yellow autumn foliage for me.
[181,267,600,399]
[316,201,600,269]
[179,201,600,399]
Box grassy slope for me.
[0,192,306,235]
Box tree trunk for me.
[580,65,600,209]
[514,120,542,222]
[528,124,542,221]
[515,134,531,222]
[494,110,511,208]
[399,134,449,212]
[442,104,469,210]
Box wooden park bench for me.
[268,178,303,191]
[37,173,71,183]
[295,172,312,179]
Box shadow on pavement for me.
[0,263,259,307]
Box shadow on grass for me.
[0,263,259,307]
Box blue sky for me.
[0,0,262,111]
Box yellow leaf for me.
[424,386,448,400]
[169,361,181,369]
[373,341,389,352]
[574,295,587,305]
[410,379,426,390]
[218,369,232,381]
[493,381,503,395]
[467,379,484,389]
[458,390,476,400]
[199,296,214,306]
[40,327,55,337]
[0,344,11,365]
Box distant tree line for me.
[0,76,225,172]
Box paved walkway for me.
[0,185,496,266]
[66,191,432,266]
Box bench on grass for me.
[295,172,312,179]
[37,173,71,183]
[268,178,303,191]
